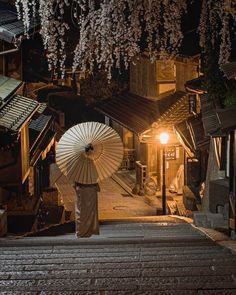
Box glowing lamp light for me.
[159,132,169,145]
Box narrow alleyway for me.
[1,217,236,293]
[98,178,157,220]
[50,163,157,221]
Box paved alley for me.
[50,164,157,221]
[1,216,236,294]
[98,178,157,220]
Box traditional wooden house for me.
[0,4,39,81]
[184,65,236,231]
[174,77,210,210]
[220,63,236,234]
[96,55,200,196]
[227,117,236,234]
[211,107,236,232]
[194,103,236,230]
[181,76,232,217]
[0,75,56,233]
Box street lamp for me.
[159,132,169,215]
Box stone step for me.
[0,290,235,295]
[2,258,236,273]
[1,252,235,266]
[1,265,236,280]
[0,245,223,256]
[0,276,236,292]
[0,247,230,260]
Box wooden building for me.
[0,5,40,82]
[96,55,199,195]
[219,63,236,234]
[0,75,56,233]
[211,108,236,232]
[184,67,236,232]
[174,77,210,210]
[227,119,236,233]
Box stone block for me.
[193,212,207,227]
[183,185,198,211]
[193,211,228,229]
[209,214,228,228]
[209,178,229,213]
[42,187,61,206]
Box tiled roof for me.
[215,107,236,134]
[0,75,22,104]
[96,91,186,134]
[200,94,221,136]
[37,103,47,114]
[185,76,205,93]
[152,94,190,132]
[29,114,53,152]
[175,114,209,153]
[0,10,17,25]
[29,114,51,132]
[221,62,236,80]
[0,9,38,43]
[174,119,195,156]
[187,115,209,150]
[0,95,39,131]
[200,94,236,136]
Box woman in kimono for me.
[74,182,100,237]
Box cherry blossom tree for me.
[15,0,235,80]
[199,0,236,106]
[199,0,236,66]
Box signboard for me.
[188,93,197,114]
[165,146,176,160]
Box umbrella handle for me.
[85,143,94,153]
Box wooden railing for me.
[135,161,147,192]
[119,149,135,170]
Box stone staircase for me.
[1,217,236,293]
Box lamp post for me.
[159,132,169,215]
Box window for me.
[156,60,176,96]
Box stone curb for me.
[173,215,236,255]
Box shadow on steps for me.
[26,221,75,237]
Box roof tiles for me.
[96,91,187,134]
[0,95,39,131]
